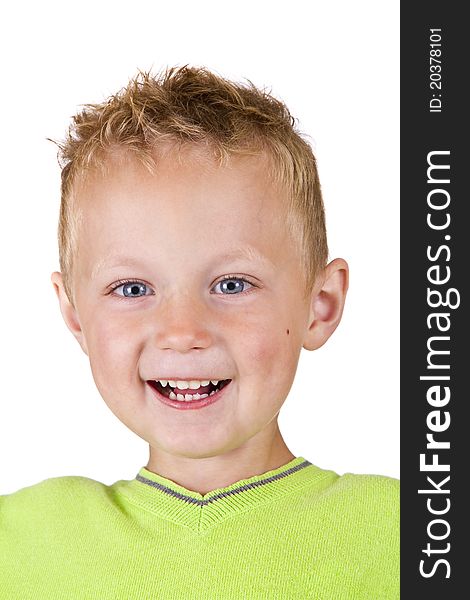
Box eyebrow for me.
[90,246,273,279]
[90,256,147,280]
[216,246,274,267]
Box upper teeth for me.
[157,379,220,389]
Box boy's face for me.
[53,146,343,464]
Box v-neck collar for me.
[114,456,323,532]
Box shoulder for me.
[282,467,400,596]
[300,466,399,510]
[324,472,400,562]
[324,471,399,529]
[0,473,123,567]
[331,471,400,506]
[0,474,111,525]
[0,474,121,592]
[304,470,400,596]
[1,473,109,500]
[295,468,399,555]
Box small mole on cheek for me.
[286,329,290,335]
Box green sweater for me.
[0,456,399,599]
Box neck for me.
[146,424,295,495]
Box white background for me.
[0,1,399,493]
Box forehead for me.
[73,146,297,276]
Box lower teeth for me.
[169,391,212,401]
[154,379,230,402]
[169,389,225,402]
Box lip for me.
[149,377,226,383]
[147,380,232,410]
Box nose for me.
[153,292,213,352]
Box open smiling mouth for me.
[147,379,232,405]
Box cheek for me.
[82,313,142,391]
[242,324,300,414]
[238,313,299,378]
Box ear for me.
[50,271,88,355]
[303,258,349,351]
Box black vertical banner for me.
[401,3,467,598]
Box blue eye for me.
[112,281,153,298]
[213,277,253,295]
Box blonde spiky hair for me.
[53,65,328,304]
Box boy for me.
[0,66,399,598]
